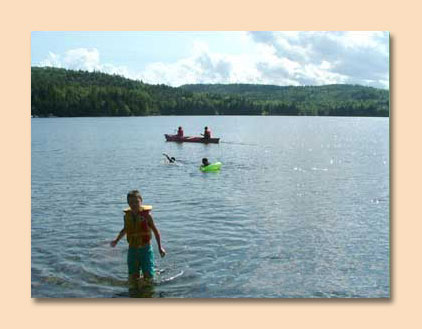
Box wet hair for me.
[170,157,176,162]
[202,158,209,165]
[127,190,142,203]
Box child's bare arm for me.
[147,215,166,257]
[110,227,126,247]
[162,153,171,161]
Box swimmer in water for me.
[163,153,176,163]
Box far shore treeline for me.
[31,67,389,117]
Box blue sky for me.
[31,31,389,88]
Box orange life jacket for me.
[124,206,152,247]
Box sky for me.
[31,31,389,89]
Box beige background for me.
[1,0,420,328]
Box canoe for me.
[164,134,220,144]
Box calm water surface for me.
[31,116,389,298]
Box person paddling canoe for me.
[201,126,211,140]
[177,126,184,137]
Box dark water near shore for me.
[31,116,389,298]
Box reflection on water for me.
[32,116,389,298]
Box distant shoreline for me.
[31,114,389,118]
[31,67,390,118]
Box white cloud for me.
[38,48,134,79]
[249,31,389,88]
[62,48,100,70]
[40,51,63,67]
[36,32,389,88]
[40,48,101,71]
[141,31,389,88]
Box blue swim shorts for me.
[127,245,155,278]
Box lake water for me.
[31,116,389,298]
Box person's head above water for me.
[170,157,176,162]
[202,158,210,166]
[127,190,142,211]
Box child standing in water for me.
[111,190,166,282]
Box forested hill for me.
[31,67,389,117]
[180,83,388,104]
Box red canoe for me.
[164,134,220,144]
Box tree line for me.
[31,67,389,117]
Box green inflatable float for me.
[200,162,222,172]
